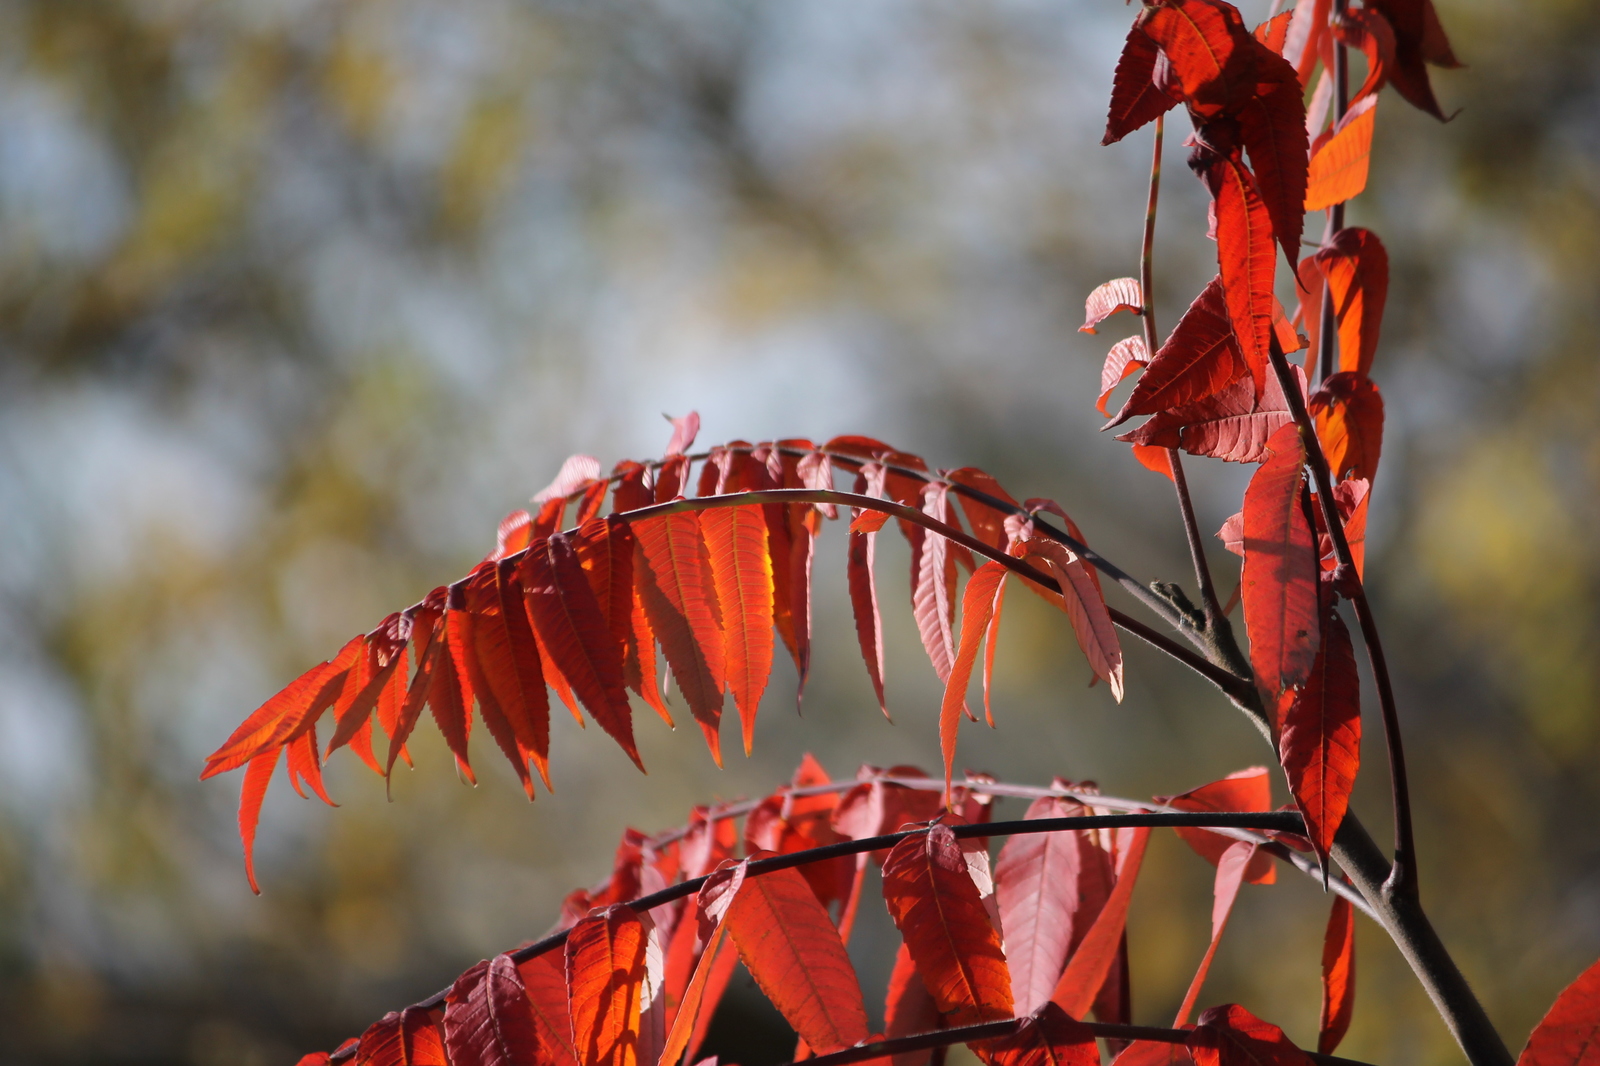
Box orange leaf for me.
[462,561,552,791]
[566,906,652,1066]
[723,853,871,1054]
[1279,608,1361,866]
[941,563,1009,791]
[1314,228,1389,378]
[1241,422,1320,700]
[1050,826,1151,1019]
[1080,278,1144,334]
[1132,445,1176,480]
[1253,11,1293,54]
[882,824,1013,1028]
[522,533,641,770]
[701,504,775,756]
[1190,1005,1314,1066]
[443,955,545,1066]
[1305,95,1376,211]
[632,512,726,765]
[1317,896,1356,1055]
[981,1003,1099,1066]
[661,919,736,1066]
[1110,277,1247,427]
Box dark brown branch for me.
[788,1017,1380,1066]
[1263,335,1415,900]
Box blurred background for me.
[0,0,1595,1063]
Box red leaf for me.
[237,746,281,893]
[516,952,580,1066]
[1080,278,1144,335]
[632,511,726,765]
[1113,1042,1196,1066]
[443,955,544,1066]
[1019,539,1124,701]
[1334,10,1397,103]
[664,412,701,457]
[1173,842,1255,1026]
[521,531,640,765]
[1159,768,1277,885]
[832,769,945,861]
[1190,1005,1314,1066]
[1104,26,1181,145]
[1283,0,1331,87]
[883,942,942,1066]
[701,504,775,756]
[723,854,871,1054]
[1132,445,1176,480]
[1137,0,1252,120]
[566,906,652,1066]
[1314,228,1388,378]
[1279,608,1361,865]
[1206,153,1277,396]
[662,918,736,1066]
[1317,896,1356,1055]
[1234,57,1309,267]
[388,604,447,776]
[202,635,361,778]
[983,1004,1099,1066]
[1242,422,1320,699]
[848,469,889,718]
[1518,957,1600,1066]
[1049,826,1151,1019]
[1253,11,1293,54]
[448,603,534,798]
[1119,348,1303,463]
[534,455,603,505]
[1099,336,1151,417]
[882,824,1013,1028]
[1363,0,1456,120]
[464,560,553,791]
[354,1008,447,1066]
[941,562,1009,791]
[994,795,1115,1016]
[1305,95,1376,212]
[1110,277,1247,426]
[946,467,1023,553]
[429,611,476,785]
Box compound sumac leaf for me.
[883,824,1013,1028]
[1242,423,1320,700]
[443,955,544,1066]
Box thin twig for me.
[1139,115,1223,630]
[1263,333,1415,900]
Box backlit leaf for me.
[701,504,775,756]
[1205,153,1277,396]
[1050,826,1151,1019]
[1110,277,1247,427]
[1318,896,1356,1055]
[566,907,652,1066]
[1099,336,1151,417]
[1279,608,1361,866]
[941,562,1009,791]
[1242,422,1320,699]
[981,1003,1099,1066]
[1173,842,1255,1026]
[883,824,1013,1028]
[1314,228,1389,378]
[1104,26,1180,145]
[1189,1005,1314,1066]
[1304,95,1376,211]
[444,955,544,1066]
